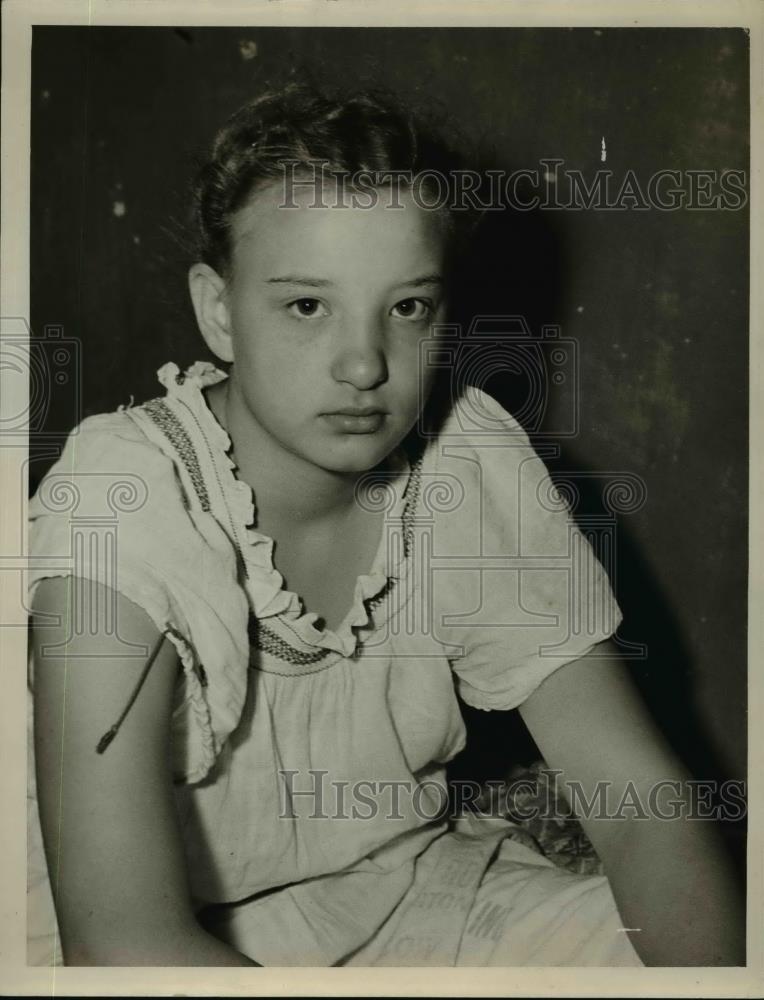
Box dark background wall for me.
[30,27,749,796]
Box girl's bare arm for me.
[31,577,259,967]
[518,638,745,966]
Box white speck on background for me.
[239,39,258,60]
[132,234,141,244]
[576,305,584,314]
[112,201,126,217]
[601,137,607,162]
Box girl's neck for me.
[205,378,372,527]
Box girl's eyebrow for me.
[394,274,443,290]
[265,273,443,289]
[266,275,331,287]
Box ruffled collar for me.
[147,360,417,659]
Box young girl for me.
[27,81,744,968]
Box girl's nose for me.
[330,321,388,391]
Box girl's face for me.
[206,180,449,476]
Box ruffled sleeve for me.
[427,388,624,711]
[27,409,250,782]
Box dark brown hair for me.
[191,79,479,283]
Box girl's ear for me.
[188,263,234,363]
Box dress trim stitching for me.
[365,575,397,612]
[142,398,212,513]
[249,657,343,678]
[175,396,251,581]
[249,616,338,666]
[245,454,423,662]
[400,454,424,559]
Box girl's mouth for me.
[322,410,386,434]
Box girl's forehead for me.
[230,179,448,263]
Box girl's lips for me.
[322,411,386,434]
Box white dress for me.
[26,361,642,967]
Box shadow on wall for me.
[442,166,745,875]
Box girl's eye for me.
[391,298,433,322]
[287,298,328,319]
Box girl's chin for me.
[307,439,397,474]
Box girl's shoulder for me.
[420,385,547,505]
[427,384,533,451]
[32,360,228,510]
[421,386,624,713]
[30,403,183,523]
[57,405,168,461]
